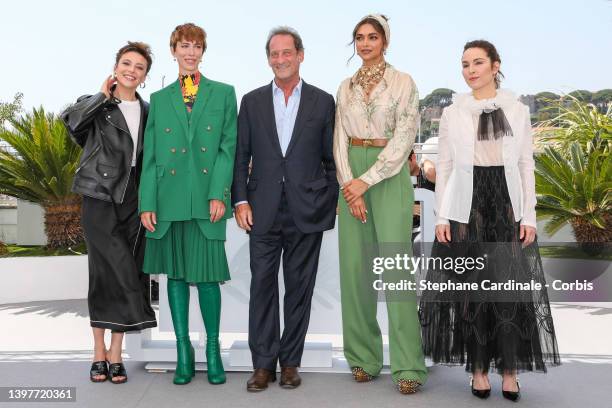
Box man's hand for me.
[141,211,157,232]
[209,199,226,223]
[235,203,253,231]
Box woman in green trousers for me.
[333,14,427,394]
[139,23,237,385]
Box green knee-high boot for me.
[196,283,225,384]
[168,278,195,385]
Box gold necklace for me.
[356,60,386,94]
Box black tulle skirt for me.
[419,166,561,374]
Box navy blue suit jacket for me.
[231,81,339,234]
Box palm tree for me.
[0,108,83,248]
[537,94,611,153]
[535,143,611,255]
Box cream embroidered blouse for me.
[333,64,420,187]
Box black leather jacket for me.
[61,92,149,203]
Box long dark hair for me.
[463,39,504,88]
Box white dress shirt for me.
[272,79,302,156]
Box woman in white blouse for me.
[419,40,560,402]
[333,14,427,395]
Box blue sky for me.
[1,0,610,113]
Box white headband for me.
[359,14,390,48]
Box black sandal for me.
[90,361,109,382]
[109,362,128,384]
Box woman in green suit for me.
[139,23,237,385]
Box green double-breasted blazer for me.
[138,76,237,240]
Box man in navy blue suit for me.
[231,26,338,392]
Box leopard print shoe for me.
[351,367,374,382]
[397,379,421,394]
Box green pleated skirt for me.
[143,220,230,283]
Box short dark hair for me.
[463,39,505,88]
[115,41,153,74]
[265,26,304,57]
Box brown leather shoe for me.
[279,366,301,389]
[246,368,276,392]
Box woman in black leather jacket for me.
[61,41,157,384]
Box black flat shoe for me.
[502,379,521,402]
[109,362,128,384]
[90,361,108,382]
[470,377,491,399]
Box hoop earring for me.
[140,82,146,89]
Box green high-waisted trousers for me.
[338,145,428,384]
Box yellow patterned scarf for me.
[179,72,201,112]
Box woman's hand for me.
[100,75,116,100]
[342,179,369,205]
[209,199,226,223]
[520,225,536,247]
[348,196,368,223]
[141,211,157,232]
[435,224,451,243]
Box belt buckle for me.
[363,139,372,147]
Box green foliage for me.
[535,91,561,100]
[534,91,561,115]
[420,88,454,108]
[537,94,612,153]
[592,89,612,110]
[0,93,23,128]
[0,242,87,258]
[539,245,612,260]
[568,89,593,102]
[0,107,81,204]
[535,142,611,237]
